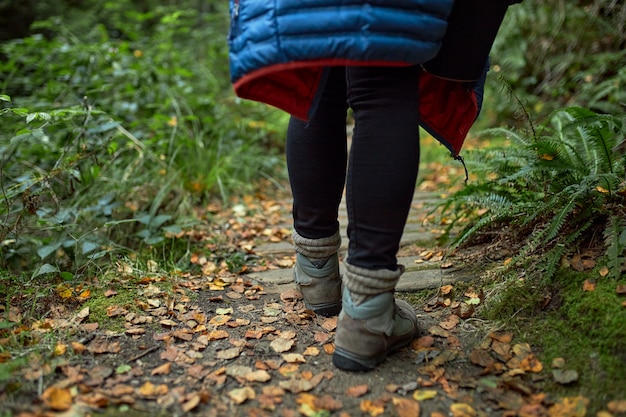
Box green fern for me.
[440,106,625,281]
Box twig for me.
[129,345,160,362]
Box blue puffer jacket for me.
[228,0,491,158]
[229,0,453,83]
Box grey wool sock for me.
[342,261,404,305]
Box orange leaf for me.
[392,397,420,417]
[41,387,73,411]
[360,399,386,417]
[582,279,596,292]
[346,384,369,397]
[151,362,172,376]
[440,285,453,295]
[520,353,543,373]
[548,396,588,417]
[138,381,156,397]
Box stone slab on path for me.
[248,191,474,292]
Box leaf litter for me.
[1,189,624,416]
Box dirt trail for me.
[3,191,580,417]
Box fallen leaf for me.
[392,397,420,417]
[245,370,272,382]
[104,288,118,297]
[552,369,579,385]
[413,390,438,401]
[519,353,543,373]
[71,342,86,354]
[182,393,202,412]
[346,384,369,397]
[616,285,626,295]
[151,362,172,376]
[470,349,495,368]
[582,279,596,292]
[217,346,243,360]
[283,353,306,363]
[208,330,229,340]
[440,285,453,295]
[608,400,626,413]
[314,331,331,344]
[54,343,67,356]
[411,335,435,350]
[489,331,513,344]
[270,338,295,353]
[303,346,320,356]
[548,396,588,417]
[41,387,73,411]
[439,314,461,330]
[229,387,256,404]
[360,399,386,416]
[599,266,609,277]
[88,339,121,354]
[450,402,476,417]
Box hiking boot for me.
[294,252,342,316]
[332,290,418,371]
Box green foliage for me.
[486,0,625,124]
[440,106,626,281]
[0,3,288,278]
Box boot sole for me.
[305,301,342,317]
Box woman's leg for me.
[345,65,421,271]
[286,67,348,316]
[333,65,421,371]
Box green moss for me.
[488,269,626,413]
[81,284,141,332]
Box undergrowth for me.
[440,106,626,281]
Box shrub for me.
[439,107,626,280]
[0,4,288,278]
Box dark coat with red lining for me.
[228,0,487,157]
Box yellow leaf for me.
[596,186,609,194]
[450,402,476,417]
[56,284,73,299]
[599,266,609,277]
[54,343,67,356]
[539,154,555,161]
[413,389,438,401]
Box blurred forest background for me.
[0,0,624,278]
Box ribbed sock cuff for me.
[343,261,404,304]
[292,230,341,259]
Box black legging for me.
[286,65,421,270]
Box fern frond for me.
[604,214,626,280]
